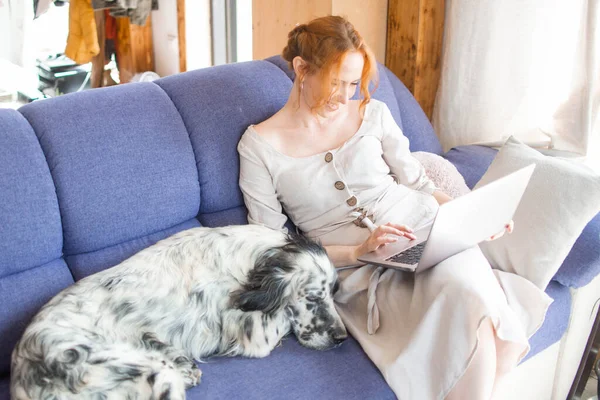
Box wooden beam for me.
[115,18,133,83]
[130,16,155,72]
[177,0,187,72]
[386,0,444,120]
[386,0,420,93]
[115,16,155,83]
[91,10,106,88]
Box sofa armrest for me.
[553,213,600,288]
[444,145,600,289]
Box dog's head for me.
[231,233,347,350]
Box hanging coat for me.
[65,0,100,64]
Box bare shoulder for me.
[251,110,289,144]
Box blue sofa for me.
[1,56,598,399]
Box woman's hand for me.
[487,220,514,241]
[353,223,417,260]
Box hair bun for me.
[282,24,308,63]
[292,23,308,35]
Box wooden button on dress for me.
[335,181,345,190]
[346,196,358,206]
[324,152,333,163]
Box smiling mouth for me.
[326,102,339,111]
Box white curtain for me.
[0,0,35,68]
[433,0,599,170]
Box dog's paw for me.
[150,367,186,400]
[177,359,202,388]
[188,364,202,387]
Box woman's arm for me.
[379,103,437,195]
[323,245,363,268]
[432,190,453,205]
[238,135,288,230]
[324,223,417,268]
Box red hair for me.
[282,16,379,114]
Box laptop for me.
[357,164,536,273]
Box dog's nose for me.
[333,333,348,345]
[333,336,347,345]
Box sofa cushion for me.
[413,151,470,198]
[155,61,292,216]
[445,144,600,289]
[443,145,499,189]
[523,280,570,362]
[263,54,295,80]
[0,109,72,377]
[18,83,200,266]
[198,205,248,228]
[475,137,600,290]
[0,109,63,277]
[66,219,201,280]
[0,259,74,377]
[554,212,600,288]
[187,335,395,400]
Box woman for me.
[237,16,550,400]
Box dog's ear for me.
[231,248,293,315]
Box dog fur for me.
[10,225,346,399]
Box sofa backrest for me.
[154,61,294,227]
[0,58,440,378]
[0,109,74,377]
[18,82,201,281]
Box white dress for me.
[237,99,551,399]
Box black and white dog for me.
[11,225,346,400]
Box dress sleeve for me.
[380,103,437,194]
[238,133,288,232]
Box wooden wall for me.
[332,0,388,63]
[385,0,444,120]
[116,17,155,83]
[252,0,388,63]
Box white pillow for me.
[474,136,600,290]
[412,151,470,198]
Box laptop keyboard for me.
[385,241,428,265]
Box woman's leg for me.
[446,318,498,400]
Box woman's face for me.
[303,51,365,117]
